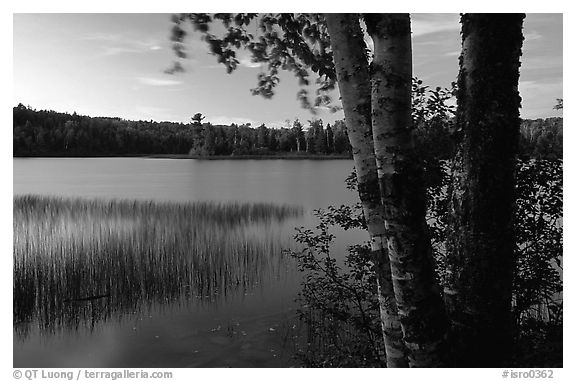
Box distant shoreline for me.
[13,153,353,160]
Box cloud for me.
[80,33,165,57]
[521,55,563,72]
[362,16,458,54]
[101,46,142,56]
[519,79,562,93]
[136,77,183,86]
[78,33,122,42]
[411,14,461,37]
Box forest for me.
[12,103,562,160]
[12,104,351,157]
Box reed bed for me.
[13,195,302,337]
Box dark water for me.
[13,158,366,367]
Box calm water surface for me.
[13,158,366,367]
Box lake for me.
[13,158,366,367]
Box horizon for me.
[12,102,564,128]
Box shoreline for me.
[14,153,353,160]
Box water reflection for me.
[13,195,302,340]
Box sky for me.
[13,13,563,128]
[3,8,571,378]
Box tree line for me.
[12,104,351,157]
[12,102,561,160]
[186,113,351,156]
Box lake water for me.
[13,158,366,367]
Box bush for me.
[289,159,563,367]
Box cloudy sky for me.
[13,13,563,127]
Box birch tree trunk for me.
[324,13,408,368]
[365,14,449,367]
[445,13,525,367]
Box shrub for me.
[289,159,562,367]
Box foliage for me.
[170,13,338,113]
[13,104,351,157]
[512,154,562,365]
[284,169,383,366]
[553,98,563,110]
[518,118,563,160]
[429,158,563,367]
[287,204,384,367]
[290,158,562,366]
[429,159,563,323]
[13,104,197,156]
[288,87,562,366]
[425,161,452,285]
[411,79,457,187]
[191,113,205,125]
[513,160,563,327]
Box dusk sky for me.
[13,13,563,127]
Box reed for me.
[13,195,302,337]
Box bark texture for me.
[365,14,449,367]
[324,13,408,368]
[445,13,525,367]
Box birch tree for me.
[323,13,448,367]
[323,14,408,367]
[445,13,525,367]
[363,13,449,367]
[171,12,451,367]
[170,13,525,367]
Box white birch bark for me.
[325,13,407,368]
[365,13,448,367]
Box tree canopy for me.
[169,13,340,112]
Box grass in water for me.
[13,195,302,337]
